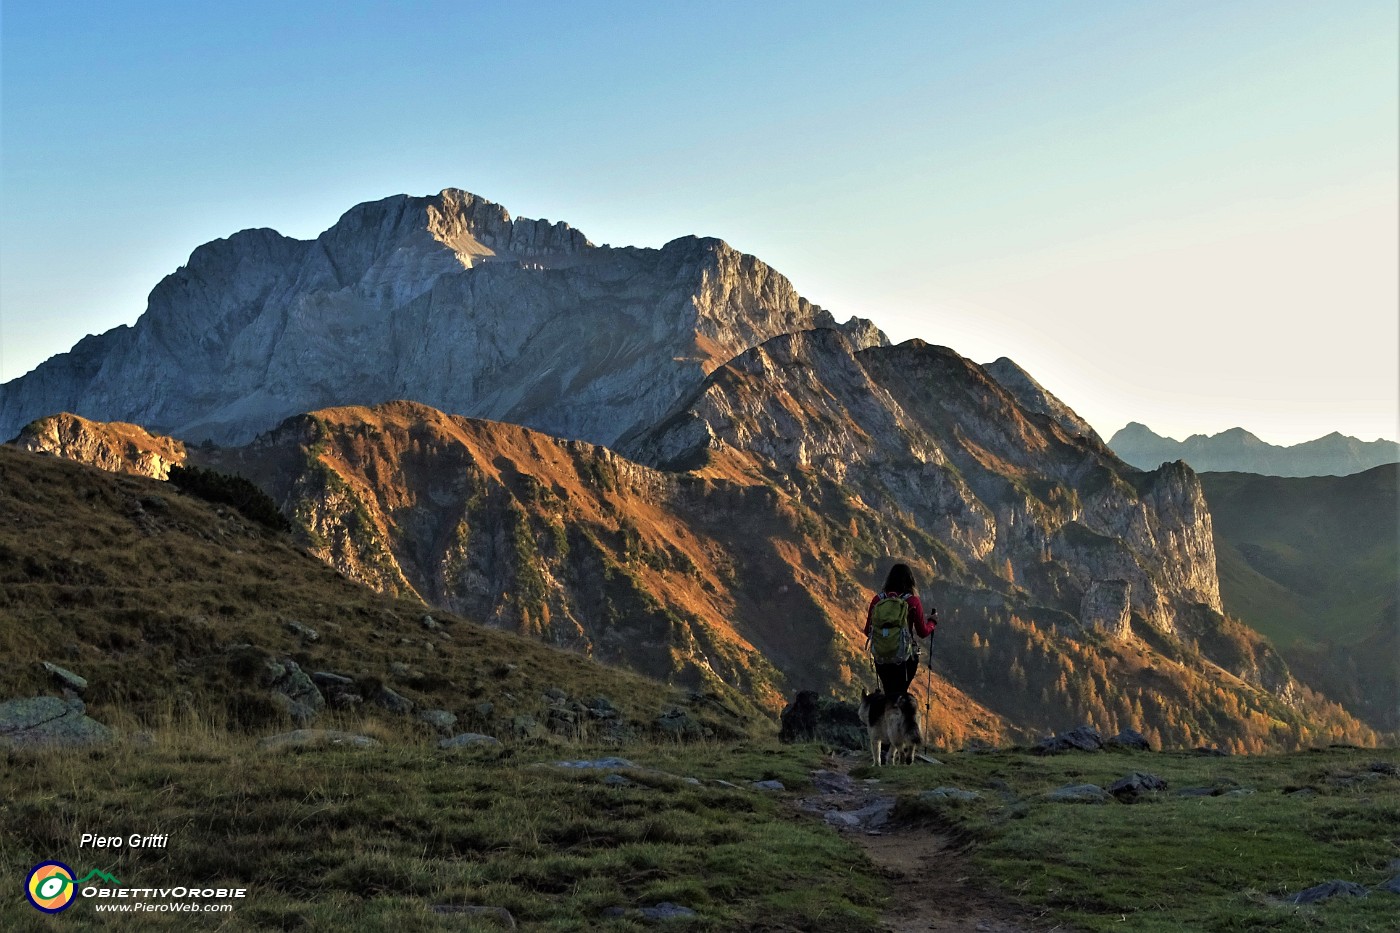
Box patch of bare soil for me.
[803,755,1069,933]
[853,824,1054,933]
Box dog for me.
[858,690,923,766]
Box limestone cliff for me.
[0,189,881,447]
[17,401,1370,750]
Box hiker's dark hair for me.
[882,562,917,595]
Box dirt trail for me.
[801,755,1064,933]
[852,823,1049,933]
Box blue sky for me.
[2,0,1396,444]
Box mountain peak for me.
[0,188,875,447]
[982,356,1100,443]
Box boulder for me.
[585,696,619,720]
[824,797,896,831]
[0,696,114,749]
[1034,725,1104,755]
[283,620,320,642]
[1106,729,1152,751]
[655,708,705,739]
[509,715,542,739]
[1377,876,1400,895]
[750,780,785,792]
[310,671,363,709]
[418,709,458,733]
[1284,880,1369,905]
[639,903,697,921]
[1109,772,1168,802]
[439,733,500,750]
[372,685,414,715]
[264,658,325,725]
[41,662,88,693]
[1047,783,1113,804]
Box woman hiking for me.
[864,562,937,699]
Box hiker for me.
[864,562,937,699]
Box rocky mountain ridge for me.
[17,381,1372,751]
[0,188,881,447]
[2,187,1378,750]
[1110,422,1400,477]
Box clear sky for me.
[2,0,1396,445]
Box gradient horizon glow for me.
[2,1,1396,446]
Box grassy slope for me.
[0,444,761,741]
[1,736,884,932]
[876,744,1400,932]
[4,734,1397,931]
[1200,467,1399,733]
[1200,466,1398,647]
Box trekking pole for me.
[923,624,935,725]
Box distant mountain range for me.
[1109,423,1399,477]
[1,188,1380,750]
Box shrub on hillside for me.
[168,464,292,533]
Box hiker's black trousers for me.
[875,655,919,699]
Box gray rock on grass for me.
[418,709,458,732]
[555,757,636,770]
[1106,729,1152,751]
[439,733,500,749]
[0,696,114,749]
[1284,880,1369,904]
[824,797,896,831]
[1047,783,1113,804]
[372,685,414,715]
[640,902,697,920]
[41,662,88,693]
[922,787,981,801]
[264,658,325,725]
[1109,772,1168,802]
[1034,725,1104,755]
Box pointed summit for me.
[982,357,1100,443]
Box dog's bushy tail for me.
[897,694,923,746]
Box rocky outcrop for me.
[984,357,1099,442]
[12,413,187,479]
[0,189,880,448]
[0,696,114,749]
[625,333,1222,634]
[1080,580,1132,639]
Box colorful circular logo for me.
[26,861,77,913]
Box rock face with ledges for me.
[0,189,880,448]
[624,332,1222,637]
[12,413,187,479]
